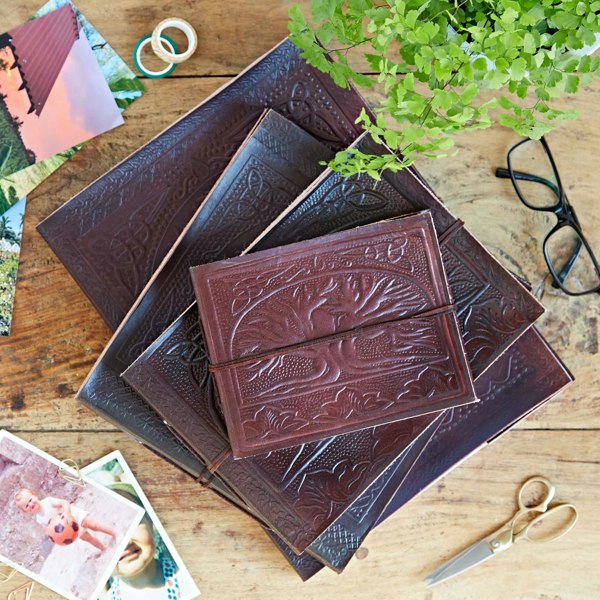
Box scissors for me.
[424,476,578,587]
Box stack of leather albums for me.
[37,38,573,578]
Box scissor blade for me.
[424,540,494,587]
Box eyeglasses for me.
[495,136,600,296]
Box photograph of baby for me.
[0,431,144,600]
[0,3,124,180]
[82,451,200,600]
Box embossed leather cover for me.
[77,109,333,480]
[250,134,544,381]
[190,215,477,457]
[126,314,435,553]
[376,326,573,524]
[297,326,573,577]
[36,38,369,331]
[122,147,546,564]
[306,411,445,571]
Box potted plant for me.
[289,1,600,176]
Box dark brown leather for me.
[127,323,434,553]
[250,134,544,381]
[306,412,445,571]
[190,215,477,457]
[121,128,544,554]
[376,326,573,524]
[77,109,333,479]
[36,38,368,330]
[301,326,573,575]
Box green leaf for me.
[578,55,591,73]
[498,113,520,129]
[414,27,430,45]
[581,72,594,86]
[317,22,336,45]
[348,0,370,11]
[516,83,529,99]
[383,129,400,148]
[560,57,580,73]
[473,57,488,71]
[552,12,581,30]
[533,52,545,68]
[311,0,337,21]
[498,95,514,110]
[288,5,308,32]
[565,74,579,93]
[523,33,537,54]
[405,10,419,29]
[461,83,478,104]
[509,58,527,81]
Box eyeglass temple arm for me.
[551,237,582,288]
[495,168,560,195]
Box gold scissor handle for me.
[487,477,567,554]
[513,503,578,544]
[517,476,555,513]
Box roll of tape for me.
[151,17,198,64]
[134,34,178,78]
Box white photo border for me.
[0,430,144,600]
[82,450,201,600]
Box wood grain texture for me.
[2,81,598,430]
[0,431,597,600]
[0,0,598,597]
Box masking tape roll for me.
[151,17,198,64]
[134,34,178,78]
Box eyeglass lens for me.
[545,225,600,294]
[509,140,560,209]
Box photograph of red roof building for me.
[0,3,123,179]
[5,4,80,116]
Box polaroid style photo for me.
[0,431,144,600]
[0,3,124,180]
[83,451,201,600]
[0,0,145,202]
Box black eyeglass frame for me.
[495,136,600,296]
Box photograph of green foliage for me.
[0,196,24,336]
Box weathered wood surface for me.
[0,431,597,600]
[0,0,598,597]
[2,84,598,430]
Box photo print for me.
[0,195,25,336]
[0,3,124,180]
[0,431,144,600]
[0,0,145,337]
[83,451,200,600]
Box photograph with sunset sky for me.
[0,3,123,179]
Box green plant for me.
[289,0,600,177]
[0,249,19,336]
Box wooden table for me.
[1,2,599,598]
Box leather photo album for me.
[190,213,477,458]
[32,34,564,580]
[77,108,333,479]
[121,135,550,568]
[36,38,370,331]
[250,134,544,381]
[301,326,574,576]
[120,129,546,560]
